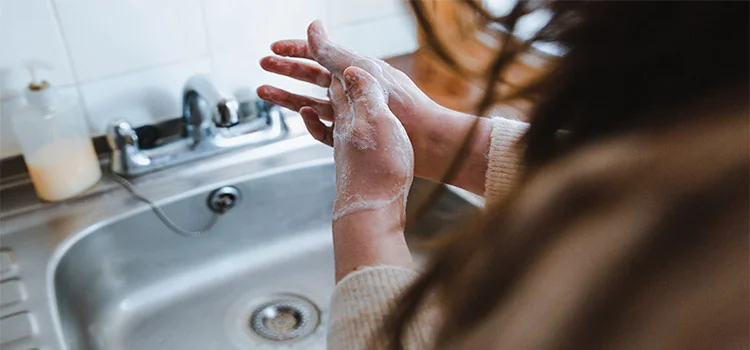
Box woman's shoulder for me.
[473,110,749,349]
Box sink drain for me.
[207,186,241,214]
[249,296,320,342]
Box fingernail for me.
[270,42,282,53]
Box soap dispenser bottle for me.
[11,80,102,202]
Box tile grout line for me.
[47,0,91,132]
[0,13,409,104]
[197,0,217,77]
[72,55,212,87]
[0,55,211,104]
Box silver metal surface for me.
[107,75,289,177]
[0,312,35,347]
[249,295,320,342]
[106,108,288,176]
[208,186,242,214]
[184,74,241,130]
[0,280,25,307]
[0,250,15,276]
[106,119,151,175]
[109,173,221,238]
[0,127,478,349]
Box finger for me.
[256,85,334,120]
[307,20,356,73]
[260,56,332,87]
[271,40,313,59]
[300,106,333,147]
[328,77,350,122]
[343,66,388,117]
[307,20,329,45]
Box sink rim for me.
[47,157,337,344]
[52,159,337,348]
[1,128,482,349]
[0,134,334,350]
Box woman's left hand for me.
[301,66,415,280]
[311,65,414,223]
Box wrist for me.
[405,103,457,174]
[332,202,412,281]
[409,105,493,193]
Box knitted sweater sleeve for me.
[483,116,529,203]
[326,117,528,349]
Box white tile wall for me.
[0,0,75,99]
[204,0,328,55]
[0,86,79,157]
[328,14,417,59]
[204,0,330,99]
[327,0,408,27]
[53,0,209,82]
[0,0,417,158]
[80,57,212,133]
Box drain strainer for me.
[249,297,320,342]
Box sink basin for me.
[54,163,337,350]
[0,135,479,350]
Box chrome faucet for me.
[107,74,288,176]
[183,74,242,143]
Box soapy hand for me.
[300,66,414,222]
[258,21,488,280]
[258,21,438,141]
[260,20,497,196]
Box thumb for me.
[307,20,354,73]
[343,66,388,119]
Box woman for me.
[258,1,748,349]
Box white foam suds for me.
[309,27,416,113]
[308,23,415,221]
[328,73,413,221]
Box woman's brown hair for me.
[385,1,749,348]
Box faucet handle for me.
[107,119,152,175]
[106,119,140,152]
[214,98,241,127]
[183,74,241,129]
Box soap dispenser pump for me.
[11,69,101,202]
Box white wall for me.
[0,0,417,158]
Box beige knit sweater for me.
[327,109,750,349]
[328,116,529,349]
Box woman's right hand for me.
[259,21,496,195]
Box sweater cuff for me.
[328,266,418,349]
[484,116,529,204]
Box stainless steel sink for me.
[0,127,480,350]
[55,163,337,350]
